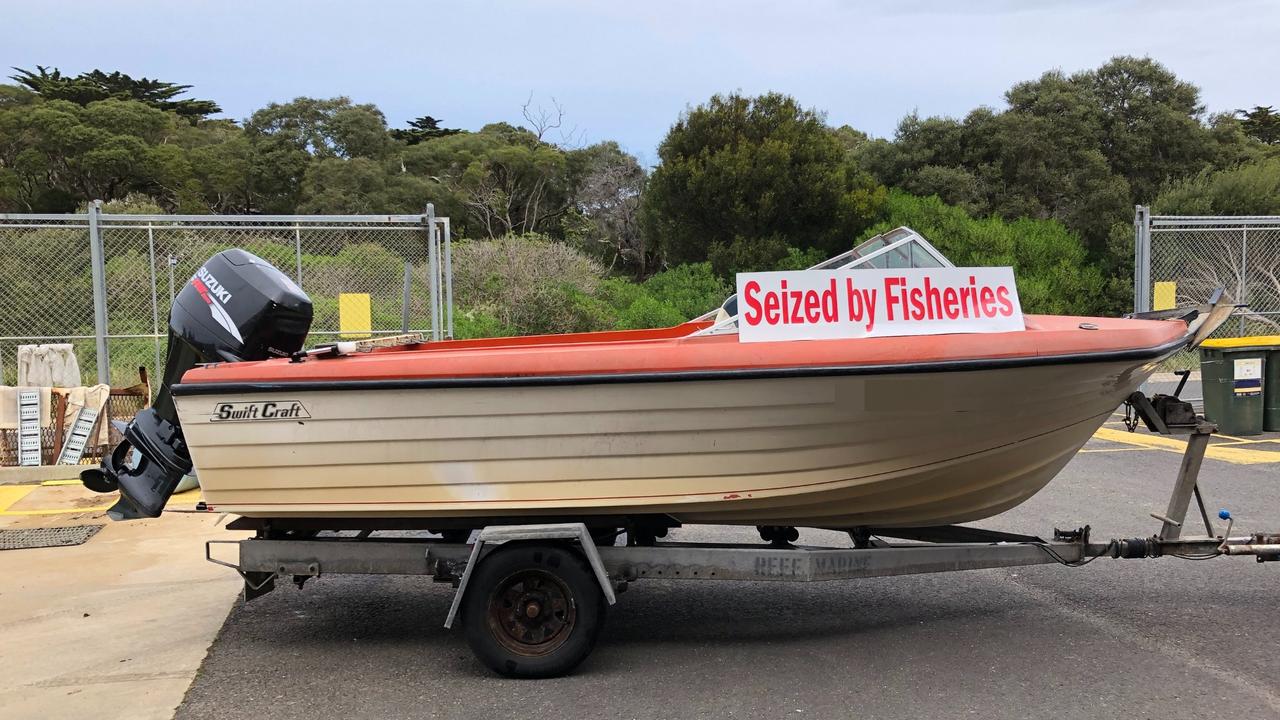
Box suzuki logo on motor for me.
[210,401,310,422]
[196,267,233,303]
[191,265,243,343]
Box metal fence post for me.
[146,222,162,380]
[168,254,177,303]
[1240,225,1248,335]
[294,224,303,284]
[426,203,440,341]
[1133,205,1151,314]
[442,217,453,338]
[87,200,110,385]
[401,261,412,334]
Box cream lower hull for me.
[175,358,1157,528]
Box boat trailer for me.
[206,412,1277,678]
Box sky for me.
[4,0,1278,164]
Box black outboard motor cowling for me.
[82,249,312,519]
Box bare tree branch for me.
[558,125,588,150]
[521,92,564,142]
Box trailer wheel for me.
[461,543,606,678]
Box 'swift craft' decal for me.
[210,401,310,422]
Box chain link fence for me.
[1134,206,1280,371]
[0,203,453,389]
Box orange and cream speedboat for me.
[81,230,1220,535]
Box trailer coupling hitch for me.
[1221,534,1280,563]
[1209,511,1280,562]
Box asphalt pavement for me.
[176,426,1280,720]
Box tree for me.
[403,124,572,238]
[0,96,191,210]
[899,165,984,215]
[854,56,1241,279]
[565,141,650,275]
[298,156,431,214]
[1237,106,1280,145]
[521,92,581,146]
[1153,157,1280,216]
[11,66,220,120]
[186,124,257,213]
[643,92,886,276]
[1084,56,1214,201]
[390,115,461,145]
[246,97,390,159]
[236,97,393,213]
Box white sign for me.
[1233,358,1262,380]
[735,267,1024,343]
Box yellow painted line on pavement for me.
[0,485,39,513]
[1079,447,1150,454]
[170,489,202,504]
[1093,427,1280,465]
[0,504,114,516]
[40,479,84,486]
[1214,437,1280,446]
[0,487,203,516]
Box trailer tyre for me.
[461,543,606,678]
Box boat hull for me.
[175,356,1159,528]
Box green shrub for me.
[863,191,1108,315]
[586,265,730,331]
[772,246,827,271]
[453,308,512,339]
[451,234,605,335]
[594,277,648,314]
[640,262,730,319]
[615,296,687,330]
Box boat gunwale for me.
[172,334,1189,396]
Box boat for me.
[81,228,1225,534]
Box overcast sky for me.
[4,0,1277,163]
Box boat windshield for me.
[811,227,950,270]
[696,226,954,334]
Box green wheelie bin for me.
[1199,336,1279,436]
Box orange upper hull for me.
[179,315,1188,386]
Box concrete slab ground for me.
[0,484,246,720]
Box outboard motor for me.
[82,249,312,519]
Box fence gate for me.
[0,203,453,389]
[1134,206,1280,368]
